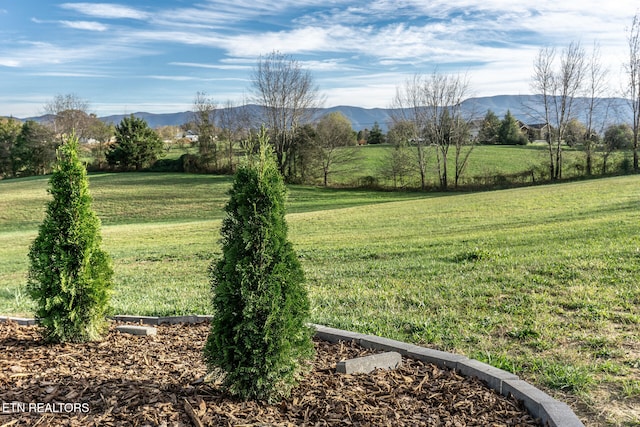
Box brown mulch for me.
[0,321,541,426]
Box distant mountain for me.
[322,105,395,132]
[100,111,194,128]
[20,95,631,133]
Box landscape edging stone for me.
[0,315,584,426]
[336,351,402,374]
[456,358,519,395]
[0,316,36,325]
[115,325,157,336]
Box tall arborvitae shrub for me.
[27,134,113,343]
[204,127,314,402]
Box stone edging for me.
[0,315,584,427]
[311,323,585,427]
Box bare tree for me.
[421,71,474,190]
[385,120,418,188]
[531,42,586,180]
[43,94,91,140]
[531,47,556,179]
[251,51,323,180]
[555,41,586,178]
[391,75,429,190]
[391,72,474,190]
[384,142,415,189]
[583,41,610,176]
[218,98,253,173]
[626,12,640,171]
[192,91,218,169]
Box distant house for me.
[183,130,199,143]
[467,119,484,141]
[525,123,553,141]
[516,120,531,140]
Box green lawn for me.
[0,172,639,425]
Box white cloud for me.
[29,71,113,78]
[170,62,251,71]
[298,59,354,72]
[224,27,333,57]
[60,20,109,31]
[0,40,150,68]
[0,58,20,67]
[59,3,150,20]
[126,29,224,46]
[147,75,202,81]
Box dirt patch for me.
[0,321,541,426]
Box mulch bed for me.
[0,321,540,426]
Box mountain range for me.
[21,95,632,133]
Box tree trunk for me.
[634,135,639,171]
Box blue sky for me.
[0,1,638,117]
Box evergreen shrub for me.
[204,128,314,402]
[27,134,114,343]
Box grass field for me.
[1,172,639,425]
[116,141,634,189]
[305,143,632,188]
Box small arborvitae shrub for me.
[204,127,314,402]
[27,134,114,343]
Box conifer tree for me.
[204,127,314,402]
[478,110,500,144]
[498,110,528,145]
[27,134,113,343]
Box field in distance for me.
[0,172,639,426]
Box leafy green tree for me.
[564,119,587,147]
[602,123,633,174]
[367,121,385,144]
[604,123,633,149]
[27,134,114,343]
[356,128,369,145]
[0,117,22,178]
[289,124,317,183]
[13,120,57,176]
[498,110,528,145]
[204,127,314,402]
[478,110,500,144]
[314,111,358,186]
[106,115,163,170]
[386,120,414,146]
[86,115,115,170]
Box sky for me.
[0,1,638,117]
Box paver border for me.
[1,316,584,426]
